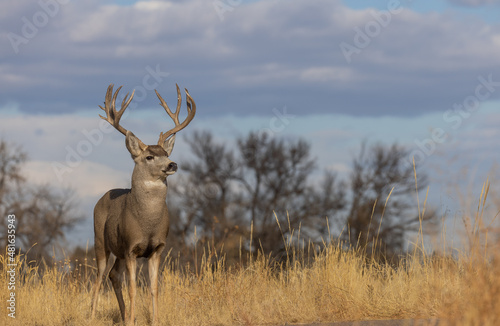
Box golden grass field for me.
[1,182,499,326]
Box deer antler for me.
[99,84,146,149]
[155,84,196,146]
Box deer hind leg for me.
[91,246,110,319]
[108,257,126,323]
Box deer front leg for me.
[125,256,137,326]
[148,250,162,325]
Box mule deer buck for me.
[90,84,196,325]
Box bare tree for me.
[182,131,243,237]
[0,140,26,209]
[169,131,346,259]
[344,142,436,255]
[169,133,434,261]
[0,139,82,260]
[238,132,345,252]
[167,131,245,264]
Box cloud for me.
[299,66,357,83]
[24,160,130,198]
[447,0,498,7]
[1,0,500,118]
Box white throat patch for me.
[143,180,166,188]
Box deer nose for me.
[167,162,177,172]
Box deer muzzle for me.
[163,162,178,175]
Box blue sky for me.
[1,0,500,249]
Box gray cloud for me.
[447,0,498,7]
[1,0,500,118]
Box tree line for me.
[0,132,436,264]
[166,131,436,264]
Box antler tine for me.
[155,85,181,125]
[99,84,115,113]
[118,89,135,120]
[99,85,127,136]
[156,84,196,146]
[98,84,145,148]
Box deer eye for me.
[146,156,154,161]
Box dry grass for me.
[1,240,499,325]
[1,182,499,325]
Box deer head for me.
[99,84,196,183]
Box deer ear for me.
[126,131,144,157]
[162,134,176,156]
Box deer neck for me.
[129,169,168,209]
